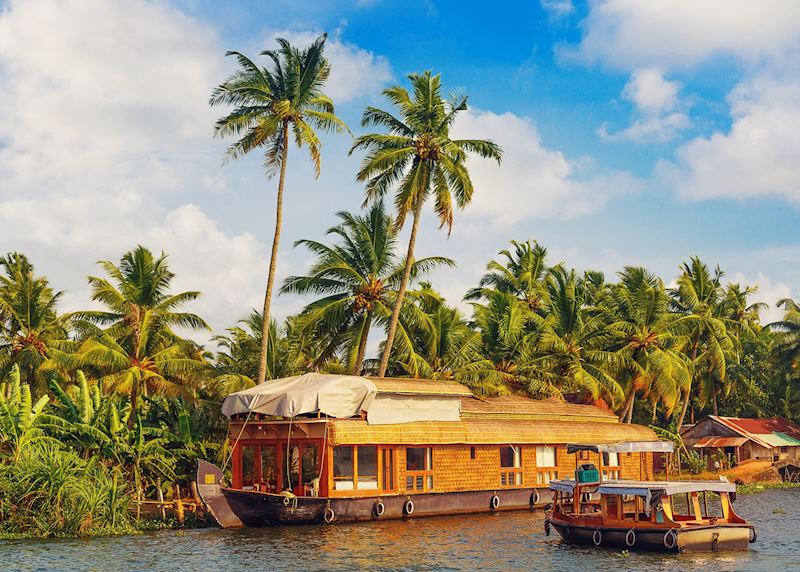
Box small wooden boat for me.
[545,474,756,552]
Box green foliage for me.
[0,443,134,537]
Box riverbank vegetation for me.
[2,34,799,538]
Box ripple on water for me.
[1,489,798,572]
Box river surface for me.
[2,489,798,571]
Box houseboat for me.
[545,466,756,552]
[197,373,664,527]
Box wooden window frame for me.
[535,445,557,485]
[233,439,324,495]
[500,445,523,487]
[405,446,434,492]
[331,445,394,496]
[601,451,621,480]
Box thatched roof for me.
[329,417,658,446]
[366,377,473,397]
[460,395,619,423]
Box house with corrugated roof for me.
[681,415,800,468]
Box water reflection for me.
[2,489,798,571]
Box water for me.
[2,489,798,571]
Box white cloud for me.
[657,74,800,201]
[263,29,393,103]
[451,109,644,224]
[599,112,690,144]
[541,0,574,18]
[599,68,690,143]
[623,68,680,114]
[572,0,800,70]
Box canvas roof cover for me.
[567,441,675,454]
[221,373,377,419]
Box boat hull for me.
[546,518,753,553]
[219,486,552,527]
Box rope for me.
[285,417,293,491]
[221,410,253,475]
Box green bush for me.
[0,443,135,537]
[682,449,707,475]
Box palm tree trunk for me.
[127,317,142,429]
[624,392,635,423]
[651,399,658,423]
[354,313,372,375]
[620,390,636,423]
[675,336,700,430]
[711,382,718,415]
[377,197,424,377]
[256,122,290,385]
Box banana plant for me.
[0,364,65,461]
[48,371,110,457]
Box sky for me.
[1,0,800,351]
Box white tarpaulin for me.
[221,373,377,419]
[366,395,461,425]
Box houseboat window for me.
[333,446,355,491]
[406,447,433,491]
[358,446,379,490]
[260,445,278,491]
[500,445,523,486]
[470,446,476,460]
[241,445,257,488]
[302,444,319,490]
[702,491,724,518]
[602,451,620,480]
[535,445,557,485]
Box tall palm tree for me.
[351,70,502,376]
[211,34,348,385]
[282,202,453,374]
[670,257,732,427]
[607,267,692,423]
[465,240,550,311]
[65,247,209,427]
[0,253,68,392]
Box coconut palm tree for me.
[396,285,505,394]
[351,70,502,376]
[0,253,69,391]
[210,34,348,386]
[606,267,692,423]
[63,247,209,427]
[670,257,733,427]
[465,240,551,311]
[281,202,454,374]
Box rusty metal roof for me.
[708,416,800,449]
[692,436,749,448]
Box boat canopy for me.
[550,478,736,496]
[550,478,736,513]
[221,373,377,419]
[566,441,675,454]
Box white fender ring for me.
[490,494,501,510]
[530,491,540,507]
[374,501,386,517]
[625,529,636,547]
[749,527,757,544]
[593,529,603,546]
[663,529,677,549]
[404,499,414,515]
[323,507,336,523]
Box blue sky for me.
[2,0,800,347]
